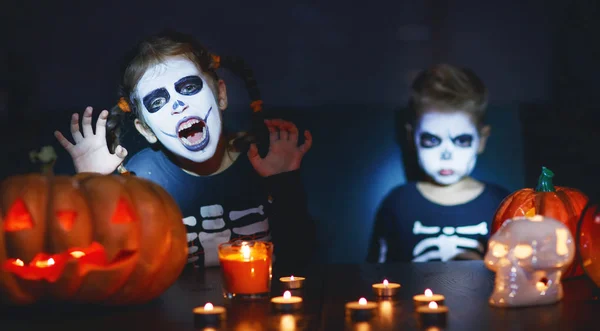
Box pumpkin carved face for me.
[491,167,588,278]
[0,173,188,305]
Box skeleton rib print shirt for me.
[125,147,313,268]
[367,181,510,263]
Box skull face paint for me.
[414,112,480,185]
[134,57,222,163]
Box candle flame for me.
[428,301,438,309]
[35,258,55,268]
[424,288,433,297]
[13,259,24,267]
[241,244,251,260]
[536,281,548,291]
[283,291,292,299]
[290,275,294,280]
[70,251,85,258]
[204,303,214,310]
[383,279,389,286]
[358,297,367,305]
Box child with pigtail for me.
[54,30,316,268]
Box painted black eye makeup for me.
[143,88,170,113]
[175,75,203,96]
[452,134,474,147]
[419,132,442,148]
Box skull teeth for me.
[178,119,200,132]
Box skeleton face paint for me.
[134,57,222,163]
[414,111,480,185]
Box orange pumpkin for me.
[0,173,188,305]
[492,167,588,277]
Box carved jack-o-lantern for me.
[0,173,188,305]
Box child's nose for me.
[171,100,188,114]
[441,150,452,160]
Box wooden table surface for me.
[1,261,599,330]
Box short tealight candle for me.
[416,301,448,328]
[413,288,445,308]
[193,302,226,328]
[271,290,303,312]
[345,297,378,321]
[372,279,401,297]
[280,275,306,290]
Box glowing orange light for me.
[4,199,34,231]
[111,198,135,224]
[70,251,85,258]
[34,258,55,268]
[56,210,77,231]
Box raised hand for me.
[54,106,128,174]
[248,119,312,177]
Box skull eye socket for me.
[513,244,533,259]
[491,242,508,258]
[111,198,136,224]
[3,198,34,232]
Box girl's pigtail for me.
[214,55,266,152]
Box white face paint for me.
[414,111,480,185]
[134,57,222,163]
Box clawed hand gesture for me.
[54,106,128,174]
[248,119,313,177]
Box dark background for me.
[1,0,598,263]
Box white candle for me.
[193,302,226,328]
[271,290,303,312]
[280,275,306,289]
[416,301,448,328]
[413,288,445,307]
[345,297,378,321]
[372,278,401,297]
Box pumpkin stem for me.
[29,145,57,176]
[535,166,556,192]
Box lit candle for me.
[372,279,401,297]
[416,301,448,328]
[219,240,273,299]
[413,288,445,308]
[280,275,306,290]
[193,302,226,328]
[271,290,303,312]
[345,297,378,321]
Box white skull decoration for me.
[484,215,575,307]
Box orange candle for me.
[219,241,273,297]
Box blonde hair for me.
[408,64,488,127]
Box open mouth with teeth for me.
[2,242,137,283]
[176,108,212,151]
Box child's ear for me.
[217,79,228,111]
[134,118,158,144]
[477,125,491,154]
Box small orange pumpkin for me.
[492,167,588,278]
[0,173,188,305]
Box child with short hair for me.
[367,64,510,263]
[55,30,315,268]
